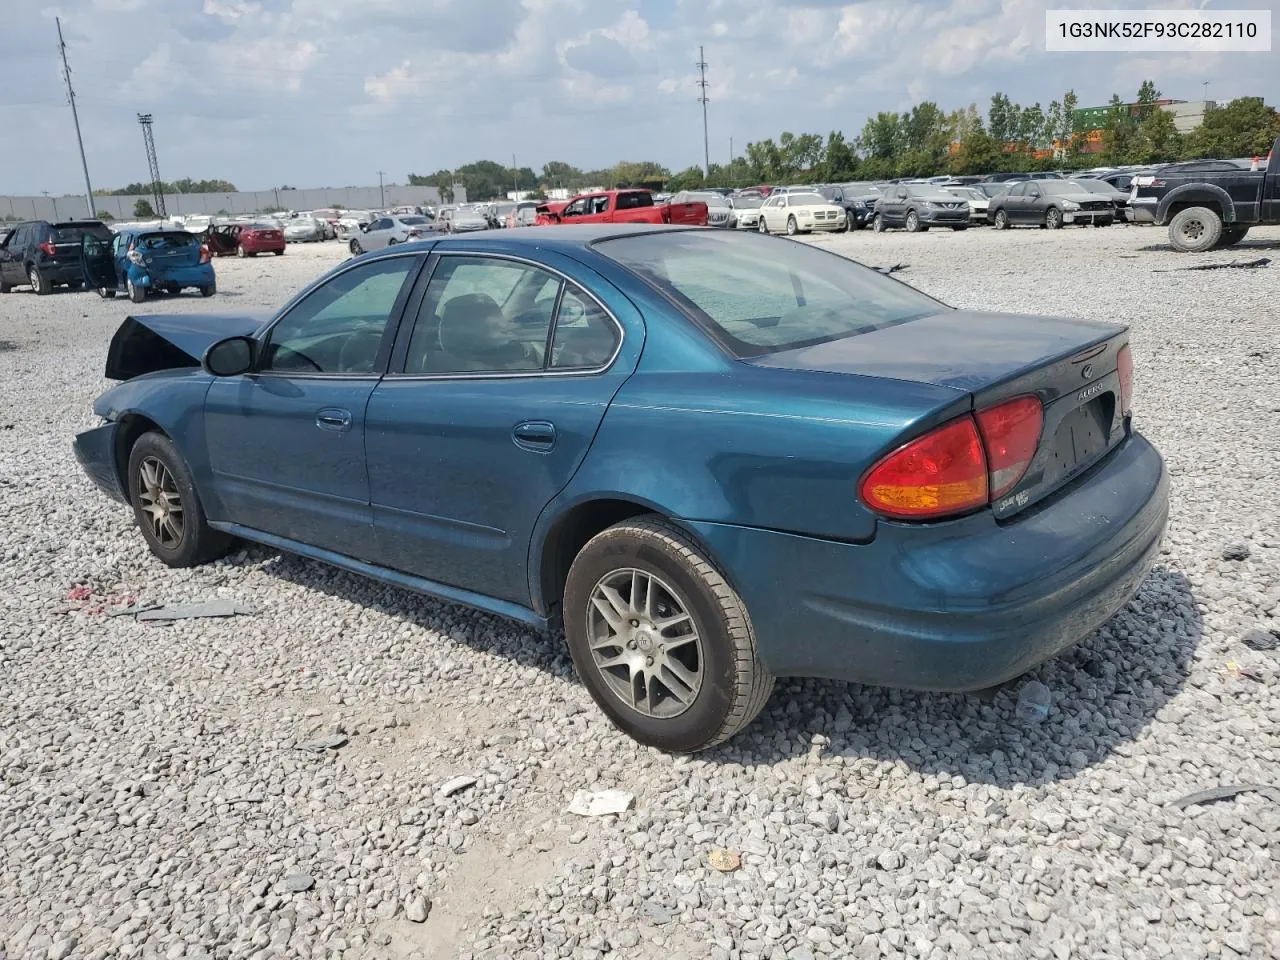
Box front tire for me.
[1168,206,1222,253]
[236,245,248,258]
[905,210,922,232]
[872,214,884,233]
[993,209,1010,230]
[786,216,798,236]
[127,432,232,568]
[349,239,364,255]
[951,225,968,231]
[1045,207,1063,230]
[563,518,774,753]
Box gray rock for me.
[406,896,430,923]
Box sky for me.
[3,0,1276,196]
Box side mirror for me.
[204,336,255,377]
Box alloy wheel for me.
[586,568,704,719]
[137,456,184,549]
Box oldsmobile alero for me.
[73,226,1168,752]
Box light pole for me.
[377,170,386,208]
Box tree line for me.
[413,84,1279,199]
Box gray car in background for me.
[348,215,439,254]
[441,206,491,233]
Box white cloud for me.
[4,0,1277,194]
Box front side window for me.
[262,255,416,374]
[598,230,946,357]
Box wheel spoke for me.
[662,631,699,651]
[654,611,692,633]
[596,583,630,621]
[660,658,699,697]
[590,594,623,632]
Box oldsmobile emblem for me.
[1081,363,1094,380]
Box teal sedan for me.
[73,227,1167,752]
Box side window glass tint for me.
[404,257,557,375]
[550,283,618,369]
[263,256,415,374]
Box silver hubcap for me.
[138,456,184,548]
[587,568,703,719]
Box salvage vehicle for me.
[818,183,880,230]
[1068,179,1131,222]
[988,181,1114,230]
[535,190,708,227]
[0,219,113,295]
[284,215,329,243]
[505,201,541,228]
[671,191,735,228]
[73,227,1167,752]
[440,206,491,234]
[728,194,764,230]
[1131,137,1279,251]
[82,227,216,302]
[944,186,991,224]
[206,221,285,258]
[348,215,440,254]
[756,191,846,235]
[872,184,970,232]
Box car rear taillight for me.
[859,417,989,520]
[39,240,57,256]
[974,395,1043,498]
[1116,344,1133,416]
[199,244,211,264]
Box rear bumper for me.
[130,264,216,289]
[244,239,286,253]
[73,421,128,504]
[686,431,1168,690]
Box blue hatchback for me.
[83,227,216,303]
[73,226,1167,751]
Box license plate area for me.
[1049,394,1114,478]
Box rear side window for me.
[598,230,945,357]
[52,223,110,242]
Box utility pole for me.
[513,153,519,198]
[56,17,95,218]
[377,170,386,208]
[696,46,710,178]
[136,114,166,217]
[1202,80,1209,103]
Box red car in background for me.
[535,189,708,226]
[205,222,286,258]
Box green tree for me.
[950,116,1002,174]
[666,166,706,191]
[96,210,114,221]
[1060,89,1080,156]
[987,92,1018,143]
[1018,103,1046,148]
[540,161,583,190]
[1100,93,1138,165]
[817,131,858,181]
[857,112,903,168]
[1135,80,1161,122]
[132,198,155,218]
[1133,108,1182,163]
[745,138,785,181]
[1184,97,1280,158]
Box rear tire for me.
[0,277,11,294]
[236,245,248,258]
[127,278,145,303]
[97,286,116,299]
[200,282,216,297]
[127,432,233,568]
[273,249,284,256]
[1168,206,1222,253]
[563,517,774,753]
[29,266,50,295]
[951,225,967,231]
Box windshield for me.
[1067,180,1107,193]
[1041,182,1084,196]
[789,193,826,205]
[731,196,763,209]
[597,230,946,357]
[399,216,429,225]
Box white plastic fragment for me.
[568,789,635,817]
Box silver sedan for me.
[347,215,440,254]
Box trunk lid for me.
[747,309,1130,518]
[663,201,709,226]
[132,231,202,268]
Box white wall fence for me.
[1,184,465,222]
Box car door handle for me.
[513,420,556,451]
[316,408,352,432]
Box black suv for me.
[0,219,113,295]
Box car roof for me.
[363,223,697,258]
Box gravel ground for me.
[2,225,1278,960]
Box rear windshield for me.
[136,232,198,250]
[399,216,429,225]
[52,222,111,242]
[597,230,947,357]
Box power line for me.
[696,46,710,177]
[137,114,166,217]
[56,17,95,219]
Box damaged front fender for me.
[105,312,267,381]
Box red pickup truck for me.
[535,189,708,226]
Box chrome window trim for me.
[387,251,626,382]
